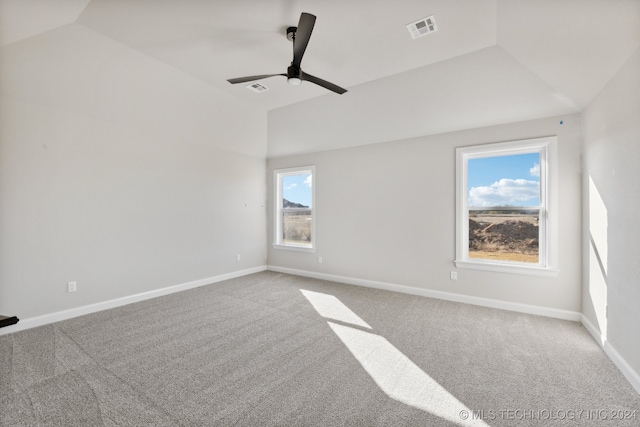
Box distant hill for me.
[283,198,309,208]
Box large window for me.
[455,137,557,276]
[274,166,315,251]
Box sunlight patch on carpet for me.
[300,289,488,426]
[328,322,489,427]
[300,289,371,329]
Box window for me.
[455,137,557,276]
[274,166,315,252]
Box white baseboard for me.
[581,315,640,395]
[0,266,266,337]
[267,265,581,321]
[580,313,606,347]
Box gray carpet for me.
[1,271,639,426]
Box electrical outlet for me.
[236,254,241,261]
[318,256,323,264]
[450,271,457,280]
[67,281,77,292]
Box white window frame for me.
[273,165,316,252]
[455,137,558,276]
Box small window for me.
[455,137,557,276]
[274,166,315,252]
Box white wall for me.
[583,47,640,377]
[267,113,582,315]
[0,25,267,319]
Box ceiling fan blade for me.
[292,13,316,68]
[227,74,285,84]
[301,71,347,95]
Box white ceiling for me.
[0,0,91,47]
[74,0,501,110]
[1,0,639,156]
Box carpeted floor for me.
[1,271,639,426]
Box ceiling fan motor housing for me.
[287,65,302,85]
[286,26,297,41]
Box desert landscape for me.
[282,207,312,245]
[469,211,539,263]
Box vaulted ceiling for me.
[1,0,639,156]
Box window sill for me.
[272,243,316,253]
[454,260,559,277]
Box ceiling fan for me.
[227,13,347,95]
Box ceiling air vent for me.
[246,82,269,93]
[407,15,437,40]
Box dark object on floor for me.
[0,315,19,328]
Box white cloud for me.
[469,179,539,207]
[529,163,540,177]
[286,183,298,190]
[303,174,312,187]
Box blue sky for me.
[468,152,540,207]
[283,173,312,207]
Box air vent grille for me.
[407,15,437,39]
[247,82,269,93]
